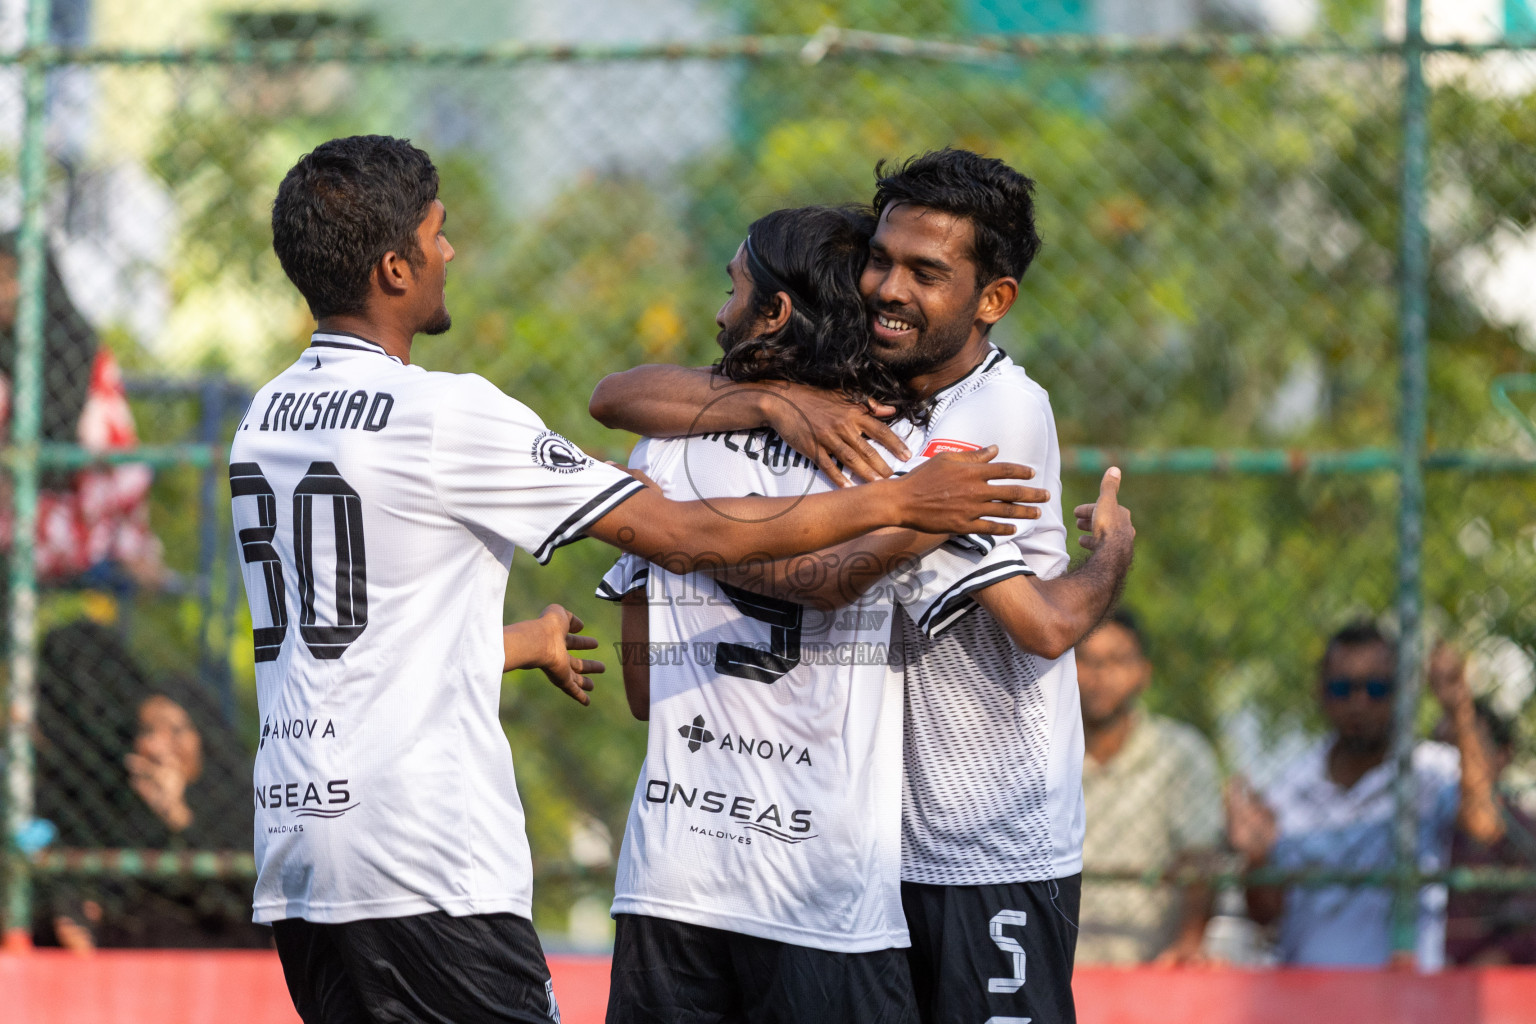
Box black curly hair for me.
[872,148,1042,287]
[716,205,922,423]
[271,135,439,319]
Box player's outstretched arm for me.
[589,364,908,486]
[704,528,948,611]
[502,604,605,707]
[617,590,650,721]
[587,447,1046,570]
[973,468,1136,660]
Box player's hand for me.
[764,383,909,487]
[503,604,605,706]
[1074,467,1135,553]
[888,447,1047,535]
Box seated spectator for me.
[1433,647,1536,965]
[33,619,265,948]
[1226,620,1488,969]
[0,233,164,591]
[1075,609,1222,965]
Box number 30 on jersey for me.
[231,460,369,662]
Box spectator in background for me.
[1433,646,1536,965]
[1075,608,1222,965]
[33,620,264,949]
[0,233,163,590]
[1226,621,1489,969]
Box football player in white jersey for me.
[591,149,1135,1024]
[597,206,934,1024]
[235,136,1051,1024]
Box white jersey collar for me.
[309,331,404,365]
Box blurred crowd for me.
[2,236,261,949]
[1075,611,1536,970]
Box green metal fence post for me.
[2,0,52,950]
[1390,0,1431,961]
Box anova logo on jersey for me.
[644,778,818,845]
[255,778,359,819]
[675,715,813,767]
[260,716,337,749]
[532,430,592,474]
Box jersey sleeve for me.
[596,552,650,602]
[891,540,1034,638]
[916,379,1056,565]
[430,374,644,564]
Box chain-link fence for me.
[1,0,1535,967]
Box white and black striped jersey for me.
[230,331,643,925]
[597,424,986,952]
[894,346,1083,885]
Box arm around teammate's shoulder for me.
[973,468,1135,660]
[589,364,769,437]
[589,364,908,486]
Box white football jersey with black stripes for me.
[894,345,1083,885]
[230,331,643,925]
[598,423,975,952]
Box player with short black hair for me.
[272,134,446,325]
[235,136,1048,1024]
[592,147,1135,1024]
[873,148,1042,289]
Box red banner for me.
[4,952,1534,1024]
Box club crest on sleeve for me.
[921,438,982,457]
[532,430,592,474]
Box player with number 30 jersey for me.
[233,333,643,926]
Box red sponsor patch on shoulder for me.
[922,438,982,457]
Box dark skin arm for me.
[618,590,650,721]
[705,468,1135,661]
[501,604,605,707]
[974,470,1134,660]
[585,447,1047,570]
[589,365,910,487]
[1153,851,1216,965]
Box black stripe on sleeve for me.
[533,477,647,564]
[943,534,997,556]
[595,565,650,602]
[916,559,1036,637]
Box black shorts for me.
[902,875,1080,1024]
[607,913,918,1024]
[272,911,560,1024]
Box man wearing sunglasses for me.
[1226,621,1492,968]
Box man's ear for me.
[760,291,793,335]
[376,249,413,297]
[977,277,1018,328]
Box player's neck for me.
[315,314,414,365]
[906,333,992,399]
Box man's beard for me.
[870,300,972,379]
[715,315,768,375]
[421,306,452,336]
